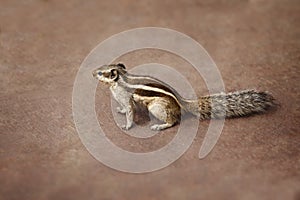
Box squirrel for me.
[92,63,276,131]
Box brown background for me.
[1,0,300,200]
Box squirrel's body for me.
[93,63,275,131]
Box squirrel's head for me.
[92,63,127,84]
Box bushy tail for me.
[184,89,276,119]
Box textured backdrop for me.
[0,0,299,200]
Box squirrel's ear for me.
[117,63,126,69]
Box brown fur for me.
[184,89,276,119]
[93,64,277,130]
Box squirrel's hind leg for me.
[147,97,180,131]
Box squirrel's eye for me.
[98,71,102,76]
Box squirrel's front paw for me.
[116,107,126,114]
[121,124,132,130]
